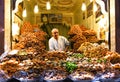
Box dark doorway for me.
[0,0,4,55]
[115,0,120,53]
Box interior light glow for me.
[46,1,51,10]
[34,5,39,13]
[90,0,93,2]
[12,23,20,36]
[94,3,98,12]
[81,2,86,11]
[22,9,27,17]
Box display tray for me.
[4,77,120,82]
[0,47,120,82]
[6,77,41,82]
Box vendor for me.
[49,28,69,51]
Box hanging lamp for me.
[46,1,51,10]
[81,1,86,11]
[34,5,39,13]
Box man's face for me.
[52,29,59,39]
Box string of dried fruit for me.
[68,25,98,50]
[82,30,97,36]
[69,34,86,42]
[13,30,47,53]
[86,36,98,43]
[68,25,82,35]
[21,21,34,34]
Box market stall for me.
[0,24,120,82]
[0,43,120,82]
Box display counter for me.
[0,42,120,82]
[3,77,120,82]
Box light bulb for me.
[34,5,39,13]
[81,2,86,11]
[46,1,51,10]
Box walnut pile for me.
[21,21,34,34]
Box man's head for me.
[51,28,59,39]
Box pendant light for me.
[81,1,86,11]
[46,1,51,10]
[34,5,39,13]
[22,9,27,17]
